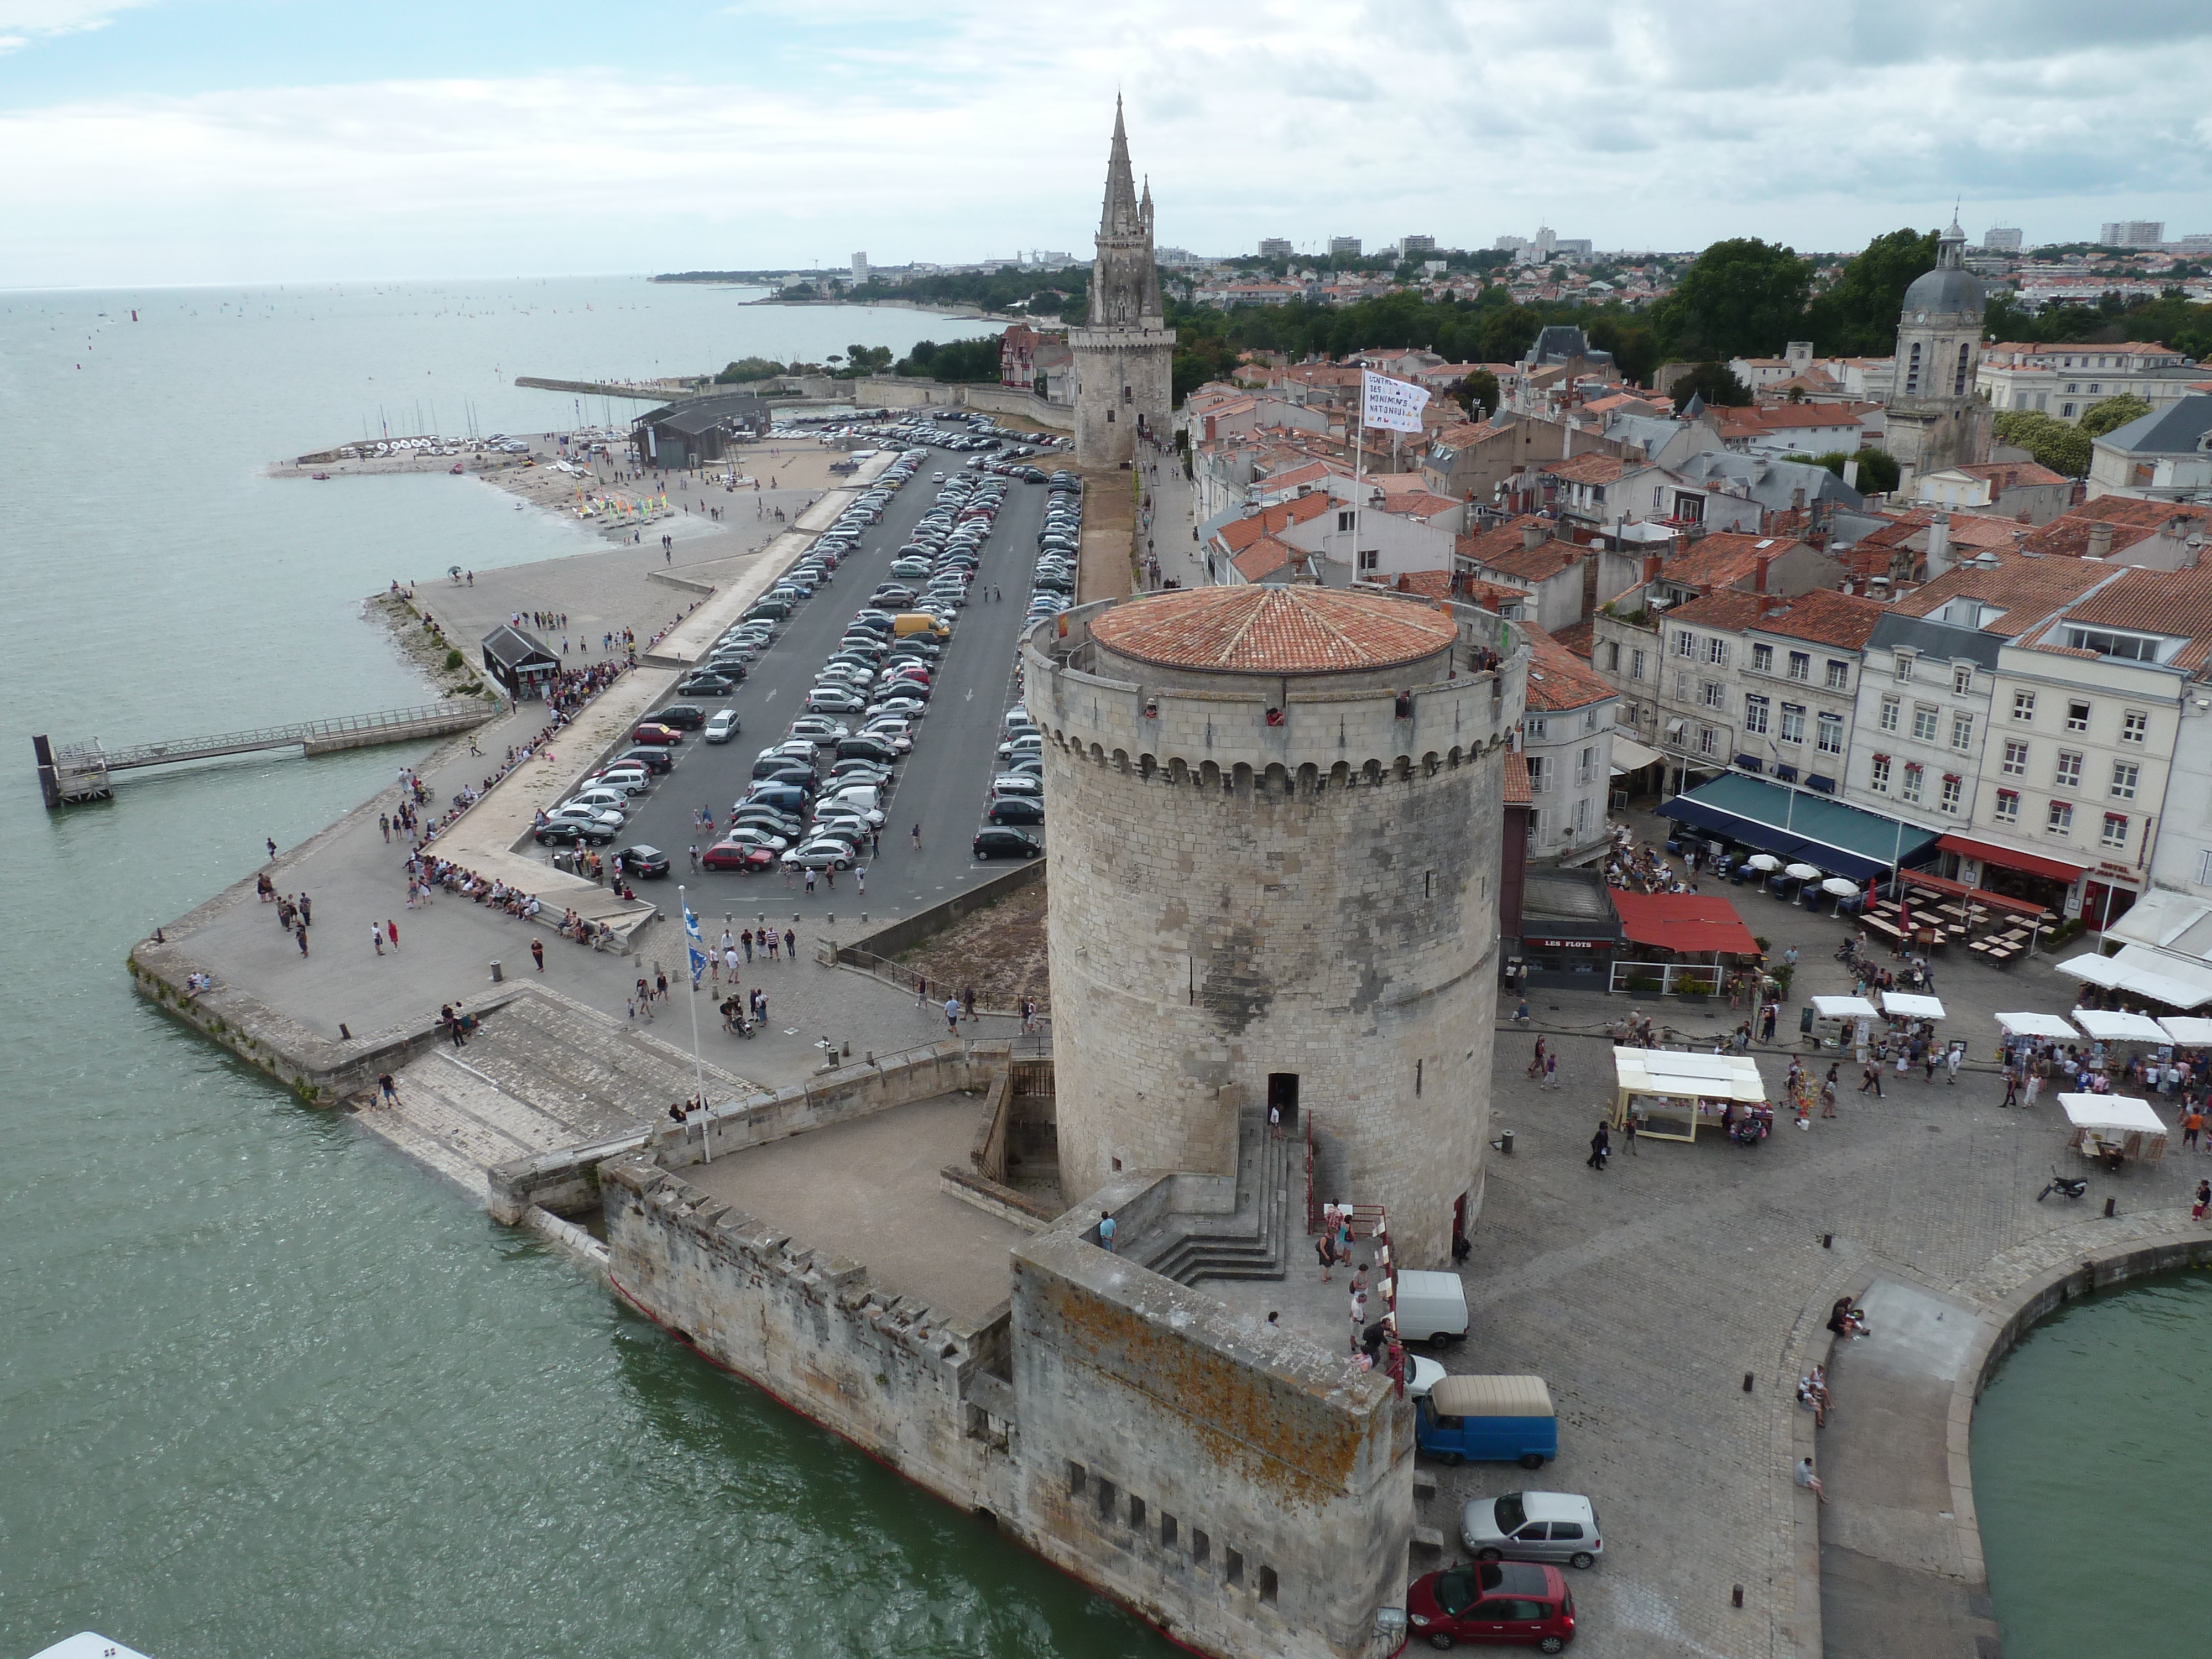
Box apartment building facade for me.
[1520,627,1620,863]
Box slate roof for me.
[2092,394,2212,457]
[1866,612,2004,670]
[1089,586,1458,676]
[1670,451,1865,512]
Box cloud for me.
[0,0,2208,284]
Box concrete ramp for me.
[364,987,757,1202]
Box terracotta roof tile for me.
[1502,749,1533,805]
[1658,589,1771,632]
[1661,533,1805,593]
[2021,498,2212,558]
[1547,618,1595,660]
[1546,452,1629,485]
[1459,514,1575,580]
[1890,554,2117,631]
[1212,490,1334,555]
[1230,536,1301,583]
[1090,586,1458,676]
[1745,587,1886,651]
[2053,566,2212,670]
[1522,624,1616,711]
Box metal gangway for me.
[34,702,497,807]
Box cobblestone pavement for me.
[1433,878,2207,1659]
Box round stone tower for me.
[1023,586,1527,1266]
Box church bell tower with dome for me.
[1885,216,1993,487]
[1070,99,1175,469]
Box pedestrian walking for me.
[783,927,795,960]
[742,929,753,962]
[2001,1064,2020,1108]
[805,868,817,895]
[945,995,962,1034]
[380,813,391,843]
[911,822,922,851]
[2184,1104,2206,1151]
[655,970,668,1000]
[372,924,385,957]
[1541,1052,1559,1090]
[963,985,976,1021]
[1859,1062,1884,1097]
[267,837,278,861]
[531,938,545,972]
[300,894,312,927]
[855,868,865,895]
[295,922,309,957]
[377,1072,398,1105]
[1269,1102,1283,1141]
[386,918,398,951]
[1820,1073,1838,1118]
[1587,1120,1611,1170]
[1624,1114,1639,1155]
[2193,1178,2209,1220]
[1316,1228,1336,1282]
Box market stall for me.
[1996,1012,2080,1041]
[2058,1092,2169,1167]
[2070,1009,2169,1044]
[1879,991,1946,1024]
[1806,994,1878,1051]
[2157,1016,2212,1046]
[1611,1047,1770,1145]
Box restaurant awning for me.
[1895,867,2049,920]
[1936,833,2085,885]
[1610,736,1665,774]
[1609,890,1761,957]
[1660,774,1939,883]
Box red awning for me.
[1936,834,2084,885]
[1609,890,1761,957]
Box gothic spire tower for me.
[1071,98,1174,468]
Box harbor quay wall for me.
[601,1154,1020,1518]
[602,1149,1411,1659]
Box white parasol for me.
[1744,853,1781,872]
[1784,863,1823,881]
[1820,878,1860,897]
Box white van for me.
[1394,1269,1470,1348]
[832,784,880,814]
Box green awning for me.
[1660,773,1940,882]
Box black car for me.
[612,844,671,879]
[536,821,616,847]
[619,747,675,774]
[653,703,707,730]
[679,671,739,695]
[985,796,1046,826]
[836,735,900,763]
[973,828,1043,860]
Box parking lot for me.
[526,428,1063,927]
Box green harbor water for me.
[0,279,1160,1659]
[1970,1266,2212,1659]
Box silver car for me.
[1460,1491,1603,1569]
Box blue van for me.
[1415,1375,1558,1469]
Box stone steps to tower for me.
[1139,1108,1296,1285]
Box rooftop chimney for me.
[1927,511,1954,576]
[2086,521,2115,559]
[1522,521,1548,552]
[1791,486,1807,514]
[1643,554,1664,585]
[1754,554,1772,594]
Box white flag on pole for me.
[1361,369,1431,434]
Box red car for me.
[632,722,684,745]
[1406,1561,1574,1651]
[701,840,776,874]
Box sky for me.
[3,0,2210,287]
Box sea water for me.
[0,278,1161,1658]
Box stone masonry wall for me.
[1071,328,1174,468]
[1009,1217,1413,1659]
[600,1154,1016,1514]
[1025,603,1526,1265]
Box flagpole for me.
[679,885,709,1158]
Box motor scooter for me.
[2036,1165,2089,1202]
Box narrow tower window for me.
[1953,341,1971,397]
[1905,342,1922,394]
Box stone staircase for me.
[363,987,755,1203]
[1139,1107,1297,1286]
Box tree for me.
[714,356,786,383]
[1454,369,1501,419]
[1994,410,2093,477]
[1668,362,1754,407]
[1584,315,1661,388]
[894,338,1000,382]
[1802,228,1939,356]
[1801,448,1901,494]
[1656,238,1812,359]
[2079,393,2152,439]
[834,343,893,379]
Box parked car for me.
[652,703,707,730]
[990,773,1042,797]
[985,796,1045,826]
[632,722,683,745]
[1460,1493,1603,1571]
[781,837,857,871]
[1415,1376,1558,1469]
[807,687,868,713]
[1406,1561,1575,1653]
[618,746,675,774]
[973,828,1043,860]
[704,709,741,743]
[534,817,616,847]
[611,845,671,880]
[679,672,738,697]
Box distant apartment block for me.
[1401,234,1437,257]
[852,252,870,284]
[1258,237,1293,259]
[2101,221,2166,248]
[1328,236,1363,258]
[1982,228,2022,252]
